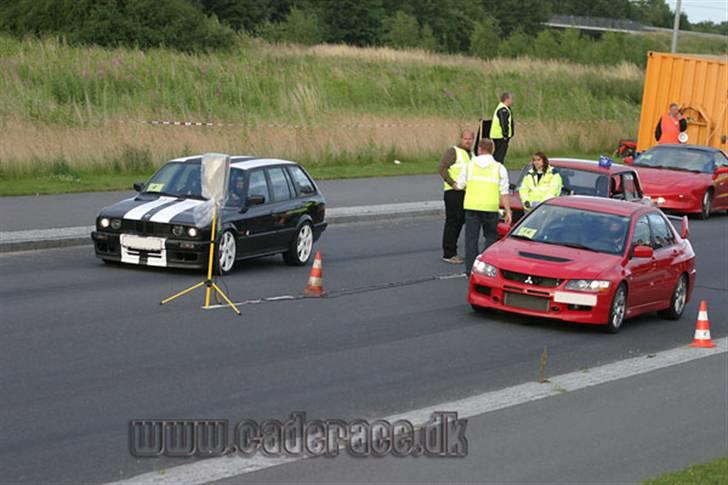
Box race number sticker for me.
[516,227,537,239]
[146,183,164,192]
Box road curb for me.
[0,200,444,253]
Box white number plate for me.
[553,291,597,307]
[120,234,165,251]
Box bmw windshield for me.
[633,146,716,173]
[142,161,205,199]
[509,204,629,255]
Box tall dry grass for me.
[0,116,636,177]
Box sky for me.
[666,0,728,23]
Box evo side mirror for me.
[496,222,511,238]
[714,166,728,177]
[632,245,654,259]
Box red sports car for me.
[627,144,728,219]
[505,158,648,222]
[469,196,696,333]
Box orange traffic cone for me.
[303,251,325,297]
[689,300,716,348]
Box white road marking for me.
[123,198,176,221]
[149,199,204,223]
[105,338,727,485]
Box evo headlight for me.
[472,259,497,277]
[564,279,611,292]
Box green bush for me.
[382,11,421,49]
[257,7,323,46]
[469,16,501,60]
[497,29,532,58]
[0,0,235,52]
[381,10,440,51]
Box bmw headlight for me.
[564,280,611,292]
[110,219,122,230]
[99,217,110,229]
[172,225,185,237]
[187,227,199,238]
[472,259,497,277]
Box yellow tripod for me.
[160,205,241,315]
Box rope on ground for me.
[203,271,466,310]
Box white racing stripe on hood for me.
[149,199,204,223]
[123,197,176,221]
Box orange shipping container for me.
[637,51,728,152]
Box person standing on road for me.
[489,92,514,164]
[439,129,474,264]
[456,138,511,276]
[519,152,562,212]
[655,103,687,144]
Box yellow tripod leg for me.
[210,282,241,315]
[205,206,218,308]
[160,280,206,305]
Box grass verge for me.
[644,454,728,485]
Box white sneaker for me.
[442,256,464,264]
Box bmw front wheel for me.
[216,230,237,274]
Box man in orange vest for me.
[655,103,687,144]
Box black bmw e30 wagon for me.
[91,156,327,273]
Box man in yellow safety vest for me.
[489,92,514,164]
[439,130,474,264]
[456,138,512,276]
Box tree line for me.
[0,0,724,55]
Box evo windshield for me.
[510,204,629,255]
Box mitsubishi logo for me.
[524,276,534,285]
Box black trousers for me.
[464,210,499,275]
[493,138,510,164]
[442,189,465,258]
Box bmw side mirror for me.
[632,245,654,259]
[133,182,144,192]
[246,195,266,207]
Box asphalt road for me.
[1,215,726,483]
[221,354,728,484]
[0,174,436,232]
[0,172,521,232]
